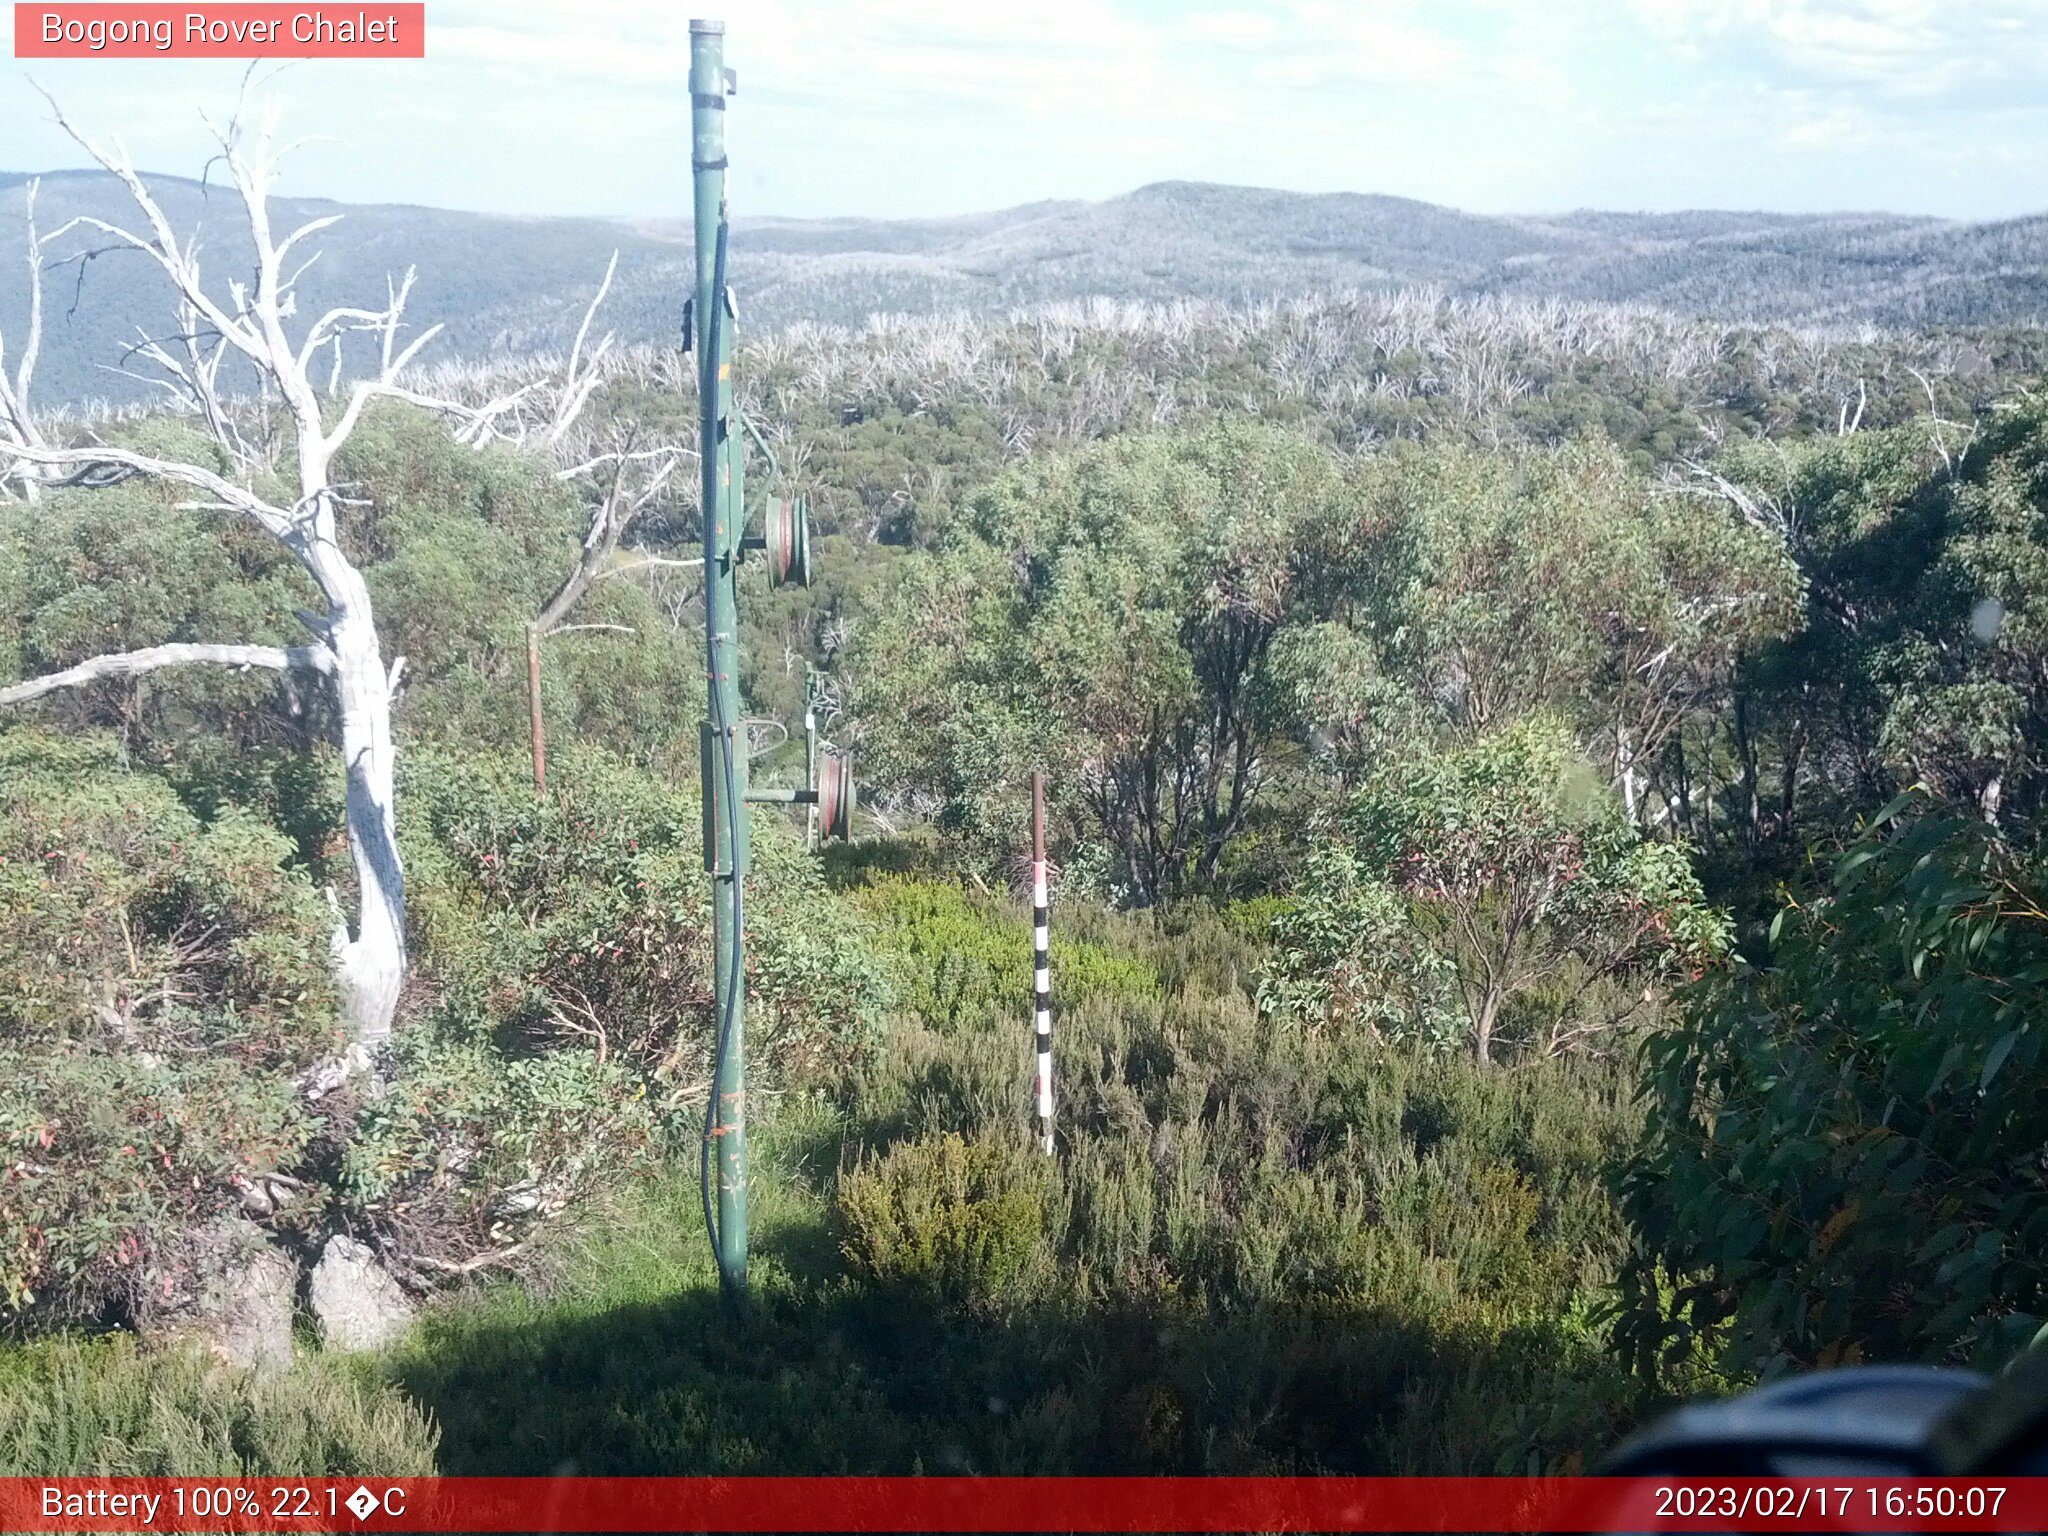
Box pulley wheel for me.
[817,749,855,841]
[766,494,812,589]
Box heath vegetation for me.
[3,111,2046,1477]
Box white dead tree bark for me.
[0,91,531,1048]
[0,178,51,501]
[0,640,333,704]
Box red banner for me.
[3,1477,2046,1532]
[13,4,425,58]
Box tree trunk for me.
[1779,718,1805,842]
[1698,718,1714,850]
[1671,730,1695,844]
[311,544,406,1047]
[1733,691,1762,848]
[1473,990,1500,1066]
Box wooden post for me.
[1031,770,1053,1155]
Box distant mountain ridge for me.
[3,172,2043,405]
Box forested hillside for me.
[4,131,2047,1480]
[9,169,2048,406]
[717,183,2048,333]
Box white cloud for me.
[1179,10,1284,48]
[1627,0,2048,98]
[4,0,2047,219]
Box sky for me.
[6,0,2048,222]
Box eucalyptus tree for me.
[1618,799,2048,1376]
[1326,438,1800,822]
[1264,719,1727,1064]
[1684,401,2048,844]
[853,423,1357,900]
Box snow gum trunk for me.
[307,533,405,1046]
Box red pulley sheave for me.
[816,748,855,840]
[765,494,812,588]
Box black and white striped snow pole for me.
[1031,770,1053,1155]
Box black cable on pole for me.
[700,211,742,1282]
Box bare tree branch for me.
[1906,364,1958,476]
[590,554,705,582]
[1,439,296,536]
[0,641,333,705]
[548,250,618,445]
[524,424,690,790]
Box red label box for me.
[14,3,425,57]
[4,1476,2048,1533]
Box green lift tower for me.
[689,16,749,1297]
[688,18,852,1297]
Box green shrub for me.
[343,744,892,1278]
[831,934,1638,1381]
[837,1019,1024,1152]
[2,1047,309,1318]
[336,402,698,765]
[1618,801,2048,1377]
[0,1335,438,1475]
[163,742,348,885]
[403,744,892,1088]
[1256,847,1463,1044]
[1148,900,1276,1001]
[341,1027,659,1284]
[1033,992,1629,1326]
[839,1133,1053,1310]
[1263,721,1727,1062]
[0,729,338,1065]
[0,481,314,750]
[847,875,1155,1032]
[368,918,1646,1478]
[0,729,335,1320]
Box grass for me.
[0,1335,437,1476]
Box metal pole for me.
[744,787,818,805]
[691,16,747,1293]
[1031,771,1053,1154]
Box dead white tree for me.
[1905,364,1977,478]
[1836,377,1867,437]
[0,91,554,1049]
[527,427,695,792]
[0,178,51,500]
[508,254,699,793]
